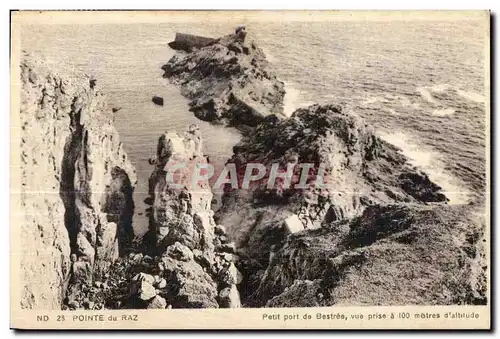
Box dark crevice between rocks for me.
[233,214,288,307]
[341,206,415,249]
[59,102,83,256]
[101,166,135,256]
[140,166,168,257]
[59,98,137,310]
[59,103,88,309]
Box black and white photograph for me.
[9,10,491,330]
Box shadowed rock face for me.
[101,166,135,256]
[19,54,136,309]
[163,32,286,127]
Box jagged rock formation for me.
[89,126,242,309]
[159,31,486,308]
[168,32,216,52]
[146,126,241,308]
[218,104,448,251]
[214,104,461,306]
[162,30,286,126]
[19,54,137,309]
[263,204,487,307]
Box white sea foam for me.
[418,84,485,105]
[416,86,439,105]
[417,84,453,106]
[261,47,277,63]
[399,95,421,109]
[362,96,384,105]
[378,131,470,205]
[429,84,453,92]
[456,89,485,103]
[283,82,315,117]
[432,108,455,116]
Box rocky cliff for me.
[213,104,486,306]
[160,31,486,306]
[18,29,486,311]
[217,104,448,254]
[19,55,137,309]
[163,30,285,127]
[144,125,242,308]
[263,203,487,307]
[81,126,242,310]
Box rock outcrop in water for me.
[19,54,137,309]
[163,30,286,126]
[168,32,217,52]
[217,103,448,249]
[212,104,486,306]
